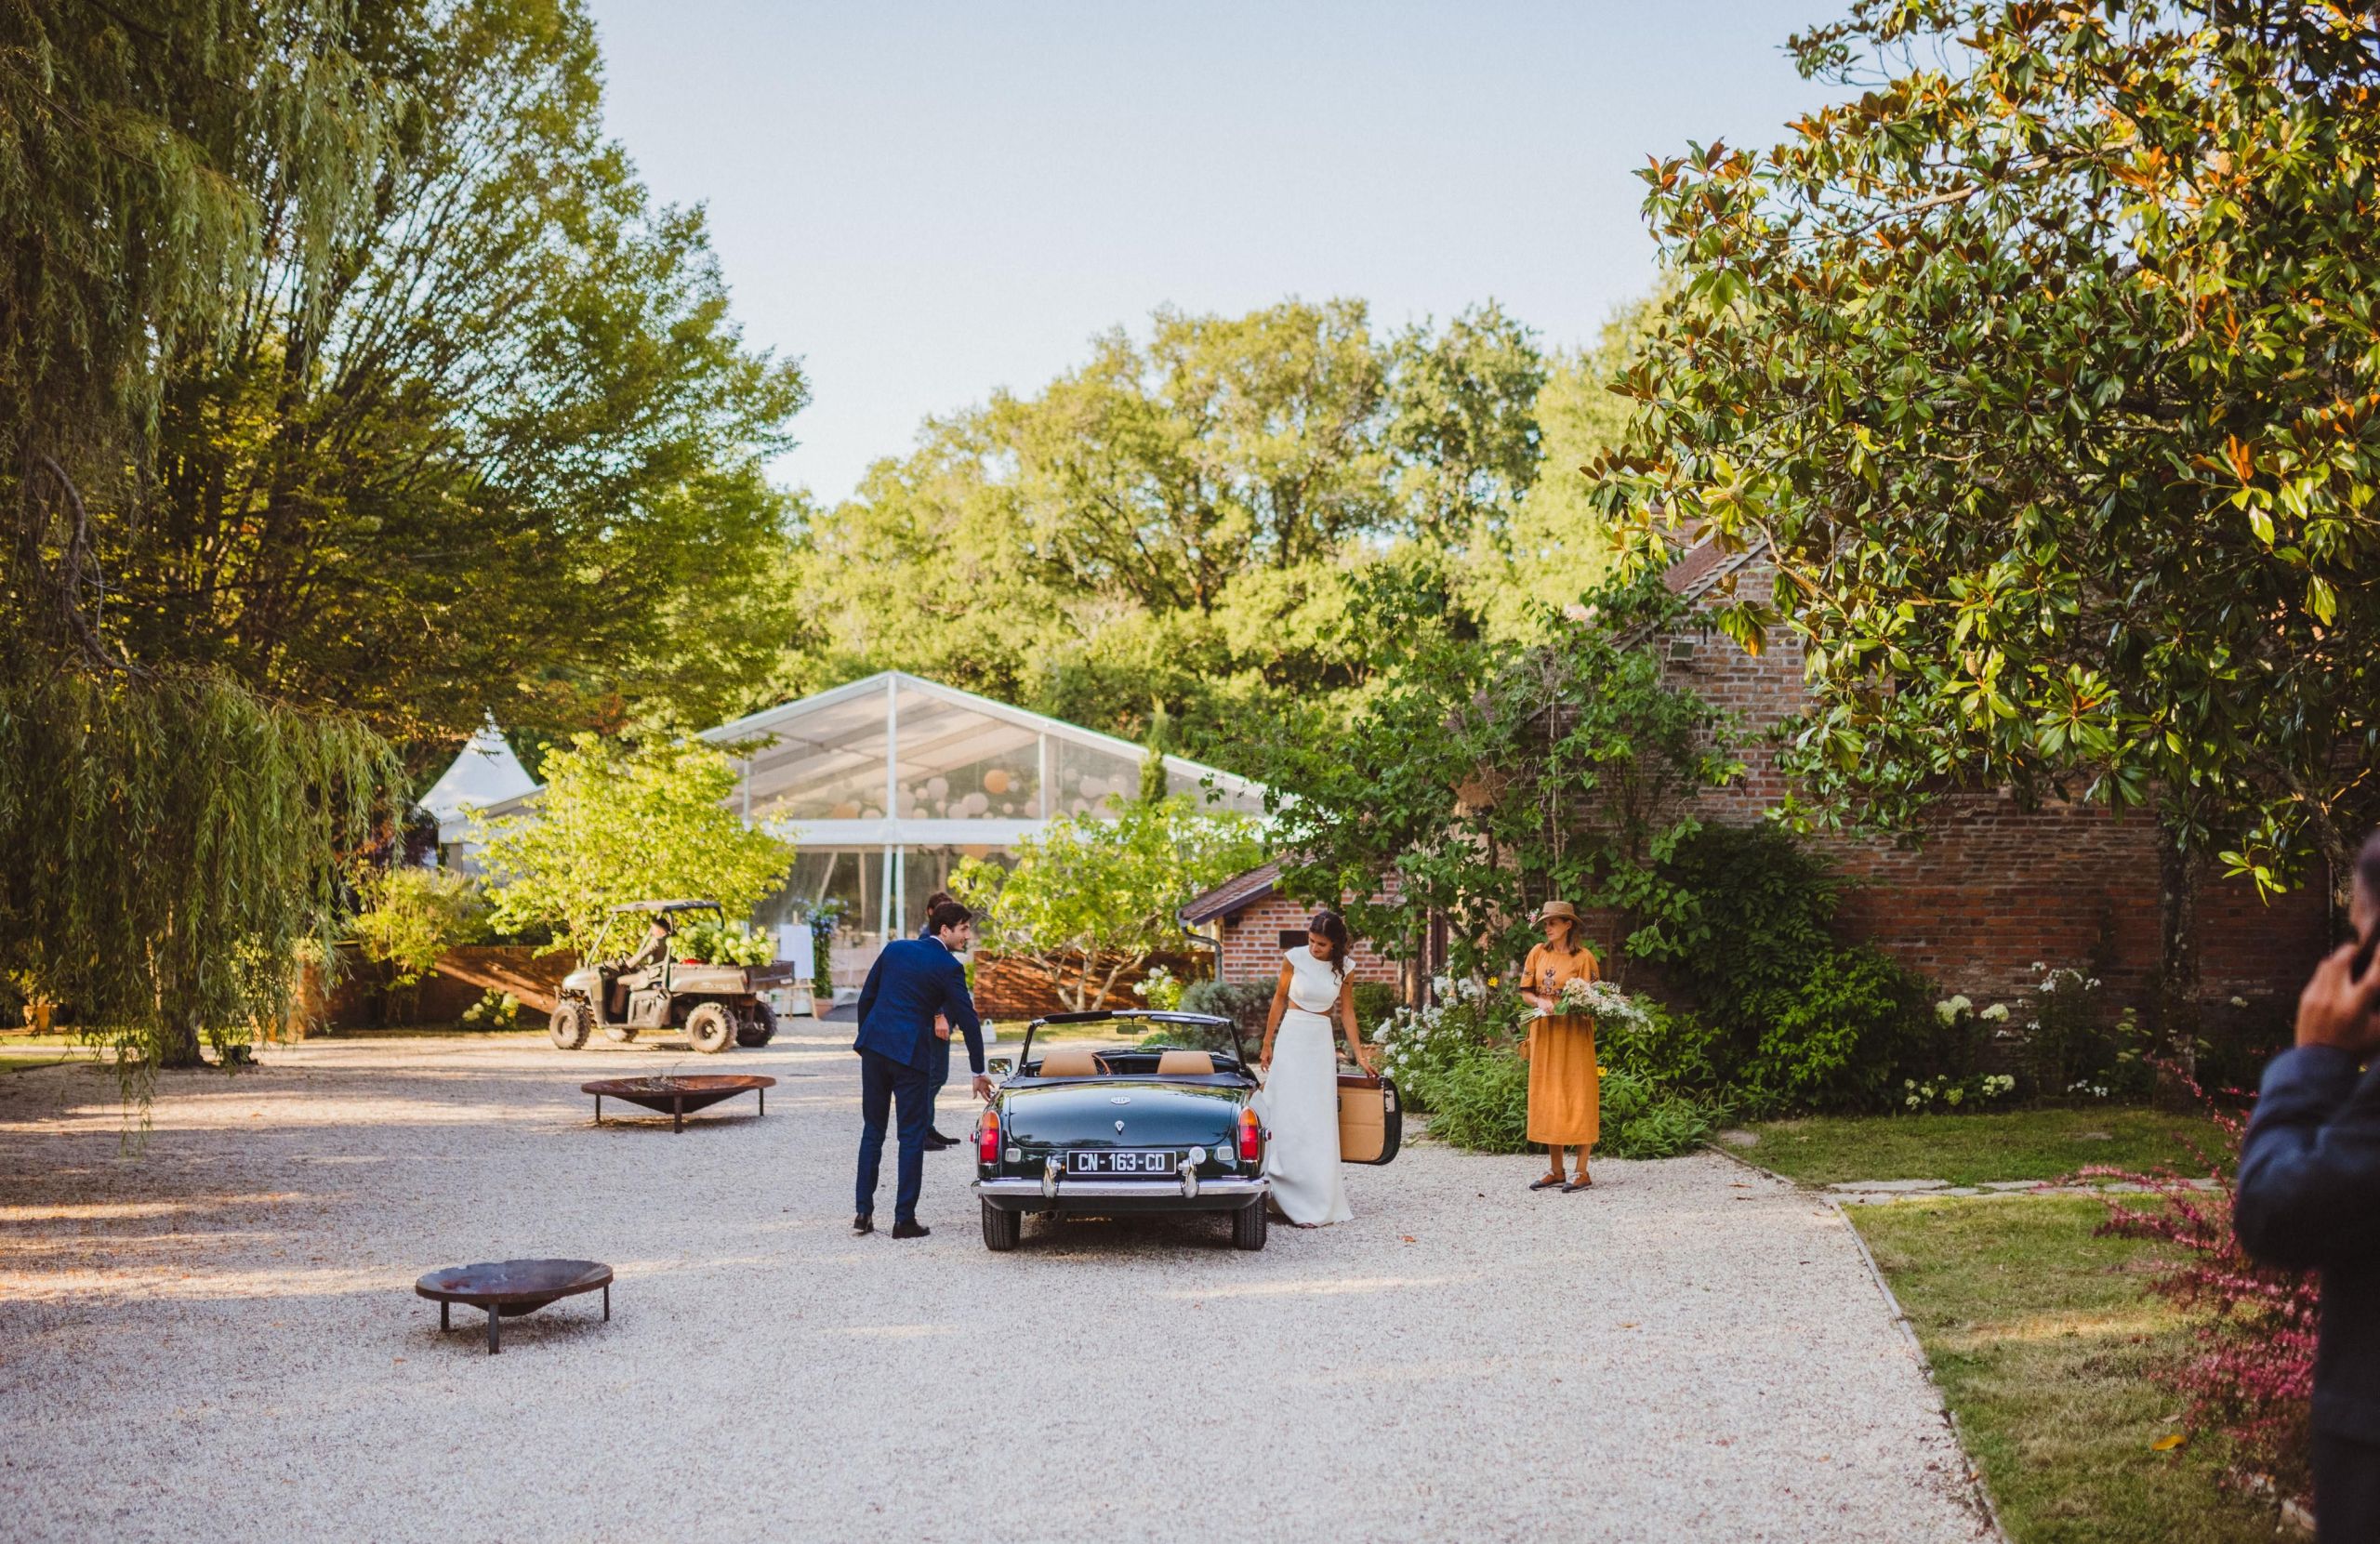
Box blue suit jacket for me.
[2236,1044,2380,1441]
[853,936,984,1076]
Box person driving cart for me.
[611,915,674,1017]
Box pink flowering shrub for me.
[2088,1067,2318,1501]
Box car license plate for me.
[1069,1150,1173,1175]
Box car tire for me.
[685,1002,734,1054]
[548,1000,590,1050]
[1231,1198,1267,1251]
[736,1000,777,1048]
[982,1199,1021,1252]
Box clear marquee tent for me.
[474,672,1268,991]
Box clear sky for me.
[582,1,1844,506]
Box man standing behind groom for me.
[852,898,992,1238]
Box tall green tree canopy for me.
[787,297,1567,774]
[1593,0,2380,917]
[0,0,798,1066]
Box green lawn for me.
[1853,1196,2283,1542]
[1742,1106,2229,1187]
[0,1051,88,1075]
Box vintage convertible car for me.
[972,1010,1273,1252]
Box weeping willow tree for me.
[0,2,403,1072]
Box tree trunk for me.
[155,1009,205,1069]
[2153,815,2202,1102]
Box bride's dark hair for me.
[1308,909,1352,978]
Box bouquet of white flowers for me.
[1552,976,1649,1031]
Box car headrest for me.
[1155,1050,1215,1076]
[1038,1045,1104,1078]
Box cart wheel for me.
[981,1199,1021,1252]
[735,1000,777,1048]
[685,1002,734,1054]
[1231,1198,1268,1251]
[548,1000,590,1050]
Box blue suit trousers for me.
[855,1049,933,1224]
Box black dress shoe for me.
[853,1213,874,1234]
[891,1219,931,1239]
[922,1132,956,1150]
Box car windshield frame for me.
[1012,1010,1247,1080]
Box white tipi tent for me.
[416,716,536,864]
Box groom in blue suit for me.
[852,898,991,1238]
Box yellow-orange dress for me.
[1522,943,1600,1148]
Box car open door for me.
[1337,1070,1401,1165]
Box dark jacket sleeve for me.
[853,953,888,1044]
[938,954,985,1076]
[2235,1045,2380,1271]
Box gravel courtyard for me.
[0,1035,1988,1543]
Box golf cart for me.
[548,900,792,1054]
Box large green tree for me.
[1593,0,2380,1004]
[0,0,798,1068]
[784,298,1548,774]
[138,0,806,756]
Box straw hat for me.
[1532,900,1580,926]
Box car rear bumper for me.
[974,1175,1267,1214]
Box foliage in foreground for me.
[1595,0,2380,923]
[0,670,396,1070]
[473,734,794,957]
[1854,1195,2288,1543]
[2094,1074,2315,1505]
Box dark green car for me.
[972,1010,1271,1252]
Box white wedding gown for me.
[1259,946,1354,1226]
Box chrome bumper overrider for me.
[975,1175,1268,1202]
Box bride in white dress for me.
[1256,910,1377,1227]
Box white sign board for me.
[776,922,815,982]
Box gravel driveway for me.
[0,1035,1987,1543]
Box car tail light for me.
[978,1108,1000,1165]
[1236,1107,1261,1162]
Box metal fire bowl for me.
[415,1259,612,1353]
[581,1074,774,1132]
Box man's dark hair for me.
[926,899,972,936]
[921,890,958,922]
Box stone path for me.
[0,1036,1991,1543]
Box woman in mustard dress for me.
[1518,899,1600,1193]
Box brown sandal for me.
[1529,1172,1566,1191]
[1562,1173,1594,1192]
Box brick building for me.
[1186,534,2331,1020]
[1181,859,1405,992]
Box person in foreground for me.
[1516,899,1600,1193]
[2236,830,2380,1540]
[852,899,993,1238]
[1257,909,1374,1227]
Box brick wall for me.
[1215,895,1402,987]
[1651,554,2328,1008]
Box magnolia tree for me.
[1591,0,2380,1027]
[472,734,794,957]
[952,796,1264,1011]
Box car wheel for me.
[735,1000,777,1048]
[685,1002,734,1054]
[548,1000,590,1050]
[604,1022,638,1043]
[1231,1198,1267,1251]
[982,1199,1021,1252]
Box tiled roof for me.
[1179,858,1284,924]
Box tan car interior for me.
[1037,1045,1107,1077]
[1338,1075,1389,1162]
[1154,1050,1215,1076]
